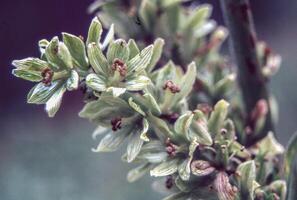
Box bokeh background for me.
[1,0,297,199]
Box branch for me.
[219,0,274,145]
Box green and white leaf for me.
[27,81,63,104]
[62,32,89,70]
[127,130,144,163]
[150,159,179,177]
[92,126,132,152]
[86,73,106,92]
[87,42,109,76]
[45,85,66,117]
[87,17,102,46]
[127,45,154,76]
[66,70,79,91]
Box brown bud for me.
[111,117,122,131]
[163,80,180,93]
[41,68,54,86]
[112,58,127,77]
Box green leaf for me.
[12,57,47,71]
[106,39,130,64]
[38,39,49,56]
[100,24,114,50]
[189,120,213,146]
[208,100,229,137]
[140,118,150,142]
[147,38,165,73]
[66,70,79,91]
[45,37,73,70]
[213,74,236,97]
[79,96,133,123]
[125,75,151,91]
[150,159,179,177]
[45,85,66,117]
[178,158,191,181]
[87,17,102,46]
[92,126,110,139]
[127,130,144,163]
[127,45,154,76]
[127,163,151,183]
[147,112,175,141]
[285,132,297,200]
[62,32,89,70]
[127,39,140,59]
[236,160,256,200]
[12,69,43,82]
[174,112,193,140]
[87,42,109,76]
[269,180,287,200]
[172,62,197,105]
[27,81,63,104]
[143,93,161,116]
[128,97,146,116]
[86,73,106,92]
[92,126,132,152]
[106,87,126,97]
[139,0,157,30]
[184,4,212,30]
[256,132,284,157]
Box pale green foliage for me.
[11,0,296,200]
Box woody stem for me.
[219,0,274,145]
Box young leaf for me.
[100,24,114,50]
[147,38,165,73]
[62,32,89,70]
[45,85,66,117]
[66,70,79,91]
[106,87,126,97]
[12,69,43,82]
[87,43,109,76]
[125,75,151,91]
[143,93,162,116]
[236,160,256,200]
[92,126,132,152]
[87,17,102,46]
[127,163,151,183]
[127,39,140,59]
[128,97,146,116]
[106,39,130,64]
[45,37,73,70]
[12,57,47,71]
[150,159,179,177]
[184,4,212,30]
[127,130,144,163]
[27,81,63,104]
[127,45,154,76]
[86,73,106,92]
[208,100,229,136]
[140,118,150,142]
[285,132,297,200]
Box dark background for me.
[1,0,297,199]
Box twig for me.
[219,0,274,145]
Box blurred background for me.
[1,0,297,199]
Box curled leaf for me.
[45,85,66,117]
[150,159,179,177]
[92,126,132,152]
[127,130,144,163]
